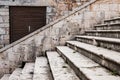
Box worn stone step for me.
[33,57,52,80]
[94,23,120,30]
[75,35,120,52]
[20,63,35,80]
[104,17,120,24]
[66,41,120,76]
[56,46,120,80]
[46,51,80,80]
[85,30,120,39]
[0,74,10,80]
[9,68,22,80]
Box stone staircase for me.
[1,17,120,80]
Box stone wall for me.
[0,6,9,48]
[0,0,88,48]
[52,0,90,20]
[0,0,56,48]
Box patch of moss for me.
[111,70,118,76]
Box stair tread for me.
[105,17,120,21]
[76,35,120,43]
[9,68,22,80]
[56,46,120,80]
[33,57,51,80]
[20,63,35,80]
[95,23,120,27]
[95,24,107,27]
[86,30,120,32]
[66,41,120,64]
[0,74,10,80]
[46,51,80,80]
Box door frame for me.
[9,6,46,43]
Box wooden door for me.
[9,6,46,43]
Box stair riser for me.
[95,25,120,30]
[104,20,120,24]
[76,37,120,52]
[86,32,120,39]
[56,48,91,80]
[66,42,120,75]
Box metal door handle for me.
[28,26,31,32]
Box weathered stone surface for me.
[0,16,3,23]
[76,35,120,51]
[86,30,120,39]
[9,68,22,80]
[0,60,10,77]
[66,41,120,75]
[0,0,120,77]
[33,57,51,80]
[20,63,34,80]
[0,74,10,80]
[46,51,80,80]
[56,46,120,80]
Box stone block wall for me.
[0,0,90,48]
[51,0,90,20]
[0,0,57,48]
[0,6,9,48]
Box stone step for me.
[20,63,35,80]
[46,51,80,80]
[9,68,22,80]
[104,17,120,24]
[94,23,120,30]
[0,74,10,80]
[56,46,120,80]
[66,41,120,76]
[85,30,120,39]
[33,57,52,80]
[75,35,120,52]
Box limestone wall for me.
[0,0,88,48]
[0,6,9,48]
[0,0,120,77]
[0,0,56,48]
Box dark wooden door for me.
[10,6,46,43]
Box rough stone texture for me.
[0,6,9,48]
[20,63,34,80]
[0,0,120,76]
[0,0,87,48]
[56,46,120,80]
[0,0,89,48]
[0,74,10,80]
[9,68,22,80]
[76,35,120,51]
[33,57,51,80]
[85,30,120,39]
[66,41,120,75]
[46,51,80,80]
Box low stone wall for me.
[0,0,120,77]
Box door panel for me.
[10,6,46,43]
